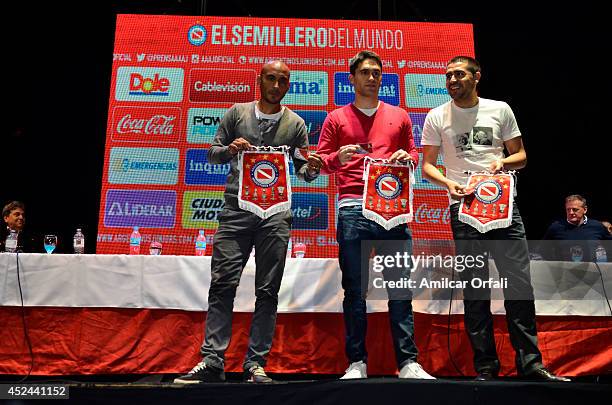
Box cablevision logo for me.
[189,69,256,103]
[182,191,225,229]
[187,108,227,144]
[404,74,449,108]
[334,72,400,106]
[104,189,176,228]
[115,67,184,102]
[108,148,179,185]
[283,71,328,106]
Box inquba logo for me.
[112,107,181,143]
[334,72,400,106]
[185,149,231,186]
[283,71,328,106]
[115,67,184,102]
[189,69,256,103]
[104,189,176,228]
[404,74,449,109]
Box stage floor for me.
[1,375,610,405]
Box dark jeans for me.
[337,206,418,369]
[450,203,543,375]
[200,206,291,372]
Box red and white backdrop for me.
[96,14,468,256]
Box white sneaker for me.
[340,361,367,379]
[399,361,436,379]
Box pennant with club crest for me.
[238,146,291,219]
[458,171,515,233]
[362,157,414,230]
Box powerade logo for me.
[291,193,328,230]
[187,108,227,144]
[115,67,184,102]
[188,25,207,46]
[182,191,225,229]
[185,149,230,185]
[294,110,326,145]
[404,74,449,108]
[414,152,446,190]
[334,72,400,106]
[408,113,427,147]
[283,71,328,106]
[104,189,176,228]
[108,148,179,185]
[288,160,328,188]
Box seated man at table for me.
[1,200,36,253]
[542,195,612,261]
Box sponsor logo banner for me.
[334,72,400,106]
[108,147,179,185]
[104,189,176,228]
[182,191,225,229]
[408,112,427,147]
[187,107,227,144]
[111,106,181,143]
[294,110,327,146]
[115,67,184,102]
[282,71,328,106]
[185,149,231,185]
[404,74,449,108]
[189,68,256,103]
[291,192,328,230]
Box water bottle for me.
[595,245,607,263]
[129,226,142,255]
[195,230,207,256]
[5,230,18,253]
[286,237,293,258]
[73,228,85,254]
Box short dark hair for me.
[349,50,382,75]
[565,194,587,209]
[447,56,481,75]
[2,201,25,218]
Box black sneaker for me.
[244,365,273,383]
[174,360,225,384]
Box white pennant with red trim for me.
[458,171,515,233]
[237,146,292,219]
[362,157,414,230]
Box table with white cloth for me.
[1,253,611,376]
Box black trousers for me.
[450,203,543,375]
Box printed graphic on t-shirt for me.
[453,126,493,154]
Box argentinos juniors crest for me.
[458,172,515,233]
[362,157,414,230]
[238,146,291,219]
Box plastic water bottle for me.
[129,226,142,255]
[286,237,293,258]
[5,230,18,253]
[73,228,85,254]
[195,230,207,256]
[595,245,607,263]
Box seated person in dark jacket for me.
[542,194,612,261]
[1,200,36,253]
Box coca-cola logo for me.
[117,114,176,135]
[111,107,181,143]
[414,203,450,224]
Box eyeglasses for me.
[445,70,472,80]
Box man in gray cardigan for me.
[175,60,322,384]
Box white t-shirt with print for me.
[421,97,521,203]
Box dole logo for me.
[129,73,170,95]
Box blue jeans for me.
[337,206,418,369]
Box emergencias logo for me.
[108,147,179,185]
[185,149,231,186]
[334,72,400,106]
[115,67,184,102]
[404,74,449,108]
[189,69,256,103]
[188,25,208,46]
[111,107,181,143]
[294,110,327,145]
[182,191,225,229]
[283,71,328,106]
[187,108,227,144]
[291,193,328,230]
[104,189,176,228]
